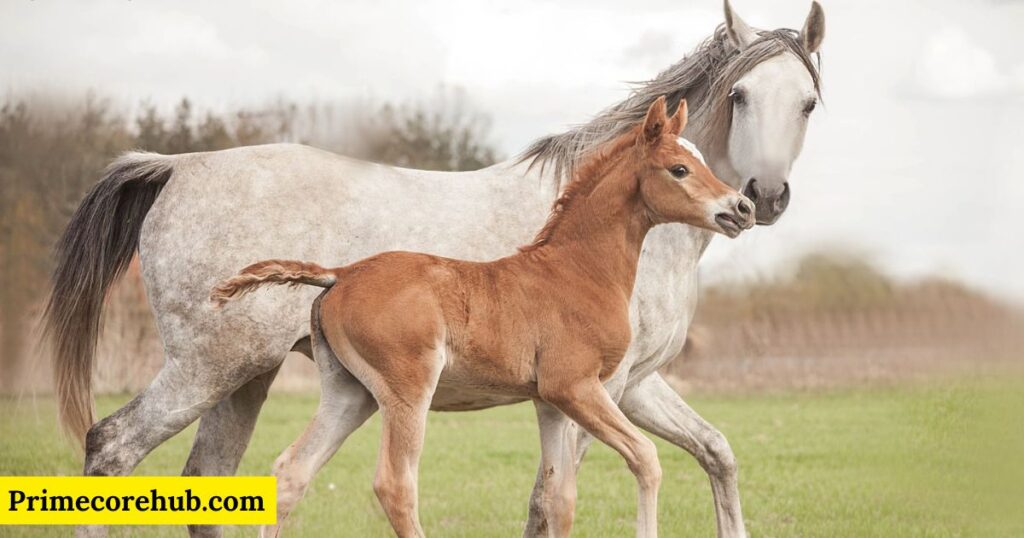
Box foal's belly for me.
[428,348,535,411]
[429,385,529,411]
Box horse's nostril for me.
[743,179,759,202]
[776,182,791,211]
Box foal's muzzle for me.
[714,196,756,238]
[743,179,790,225]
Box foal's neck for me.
[524,148,652,293]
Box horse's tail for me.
[210,260,338,307]
[43,151,175,447]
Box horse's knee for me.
[548,482,576,516]
[632,436,662,491]
[702,430,738,477]
[83,422,111,476]
[274,472,306,513]
[88,378,220,477]
[83,414,130,476]
[541,464,577,509]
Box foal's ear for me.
[668,99,689,136]
[801,1,825,53]
[643,96,669,142]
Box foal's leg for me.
[261,330,378,538]
[374,395,432,538]
[620,373,746,538]
[524,367,631,537]
[185,364,282,538]
[540,377,662,538]
[532,401,580,537]
[344,345,443,538]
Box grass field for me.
[2,381,1022,537]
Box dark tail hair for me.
[43,152,175,447]
[210,259,337,307]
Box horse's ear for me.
[801,1,825,53]
[643,96,669,142]
[669,99,689,136]
[723,0,757,50]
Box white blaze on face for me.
[676,137,706,166]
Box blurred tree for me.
[196,112,234,151]
[135,103,167,152]
[167,98,195,154]
[0,95,131,391]
[357,87,499,171]
[233,110,267,147]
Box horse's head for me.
[636,96,754,238]
[521,1,826,227]
[712,0,825,225]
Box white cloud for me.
[915,25,1023,99]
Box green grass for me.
[2,381,1022,537]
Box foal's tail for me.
[210,260,338,307]
[43,151,175,448]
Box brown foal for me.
[211,96,754,537]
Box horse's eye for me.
[669,164,689,179]
[729,88,746,106]
[803,100,817,116]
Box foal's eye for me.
[669,164,689,179]
[729,88,746,106]
[803,99,817,116]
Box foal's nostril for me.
[736,199,753,218]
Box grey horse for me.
[45,2,824,536]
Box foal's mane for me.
[519,129,640,253]
[519,25,822,185]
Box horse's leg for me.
[531,401,580,537]
[619,373,746,538]
[76,360,246,538]
[183,363,282,538]
[261,332,378,538]
[261,374,376,537]
[523,369,630,537]
[541,377,662,538]
[524,430,593,538]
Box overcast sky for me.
[3,0,1023,301]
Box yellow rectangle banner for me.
[0,477,276,525]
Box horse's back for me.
[136,145,549,359]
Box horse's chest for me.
[629,263,701,371]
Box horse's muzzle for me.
[743,179,790,225]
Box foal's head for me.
[634,96,754,237]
